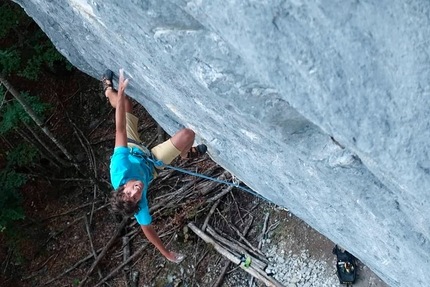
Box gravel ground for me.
[224,208,389,287]
[263,245,388,287]
[143,202,389,287]
[265,247,340,287]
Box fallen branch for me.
[202,199,222,231]
[207,186,234,203]
[149,180,199,213]
[212,216,254,287]
[122,236,131,287]
[206,225,267,271]
[78,217,129,287]
[214,227,269,264]
[25,175,91,182]
[200,171,230,195]
[43,201,99,221]
[93,242,149,287]
[217,209,265,257]
[122,236,131,271]
[266,221,280,235]
[258,212,270,250]
[131,270,139,287]
[89,186,97,225]
[84,215,102,279]
[43,248,102,286]
[251,212,270,287]
[195,249,209,271]
[38,216,84,255]
[2,248,12,274]
[188,222,284,287]
[212,259,231,287]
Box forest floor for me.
[0,69,388,287]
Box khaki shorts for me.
[126,113,180,167]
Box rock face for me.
[14,1,429,286]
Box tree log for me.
[206,225,267,271]
[0,74,76,165]
[188,222,284,287]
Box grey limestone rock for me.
[13,1,430,286]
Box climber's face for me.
[123,179,144,203]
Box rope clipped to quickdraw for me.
[129,148,274,203]
[127,137,276,204]
[147,155,267,199]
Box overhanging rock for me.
[14,1,430,286]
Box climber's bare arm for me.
[115,69,129,148]
[140,224,185,263]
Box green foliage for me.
[18,36,72,80]
[0,142,36,233]
[23,92,51,119]
[0,4,24,74]
[0,99,26,134]
[0,2,73,79]
[0,169,26,233]
[0,49,21,74]
[6,143,37,167]
[0,2,55,234]
[0,92,50,134]
[0,5,20,38]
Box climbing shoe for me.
[102,69,116,97]
[187,144,207,159]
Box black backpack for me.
[332,245,357,286]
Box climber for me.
[102,69,207,263]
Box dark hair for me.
[110,185,139,217]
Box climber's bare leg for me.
[170,129,195,159]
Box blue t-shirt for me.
[110,146,154,225]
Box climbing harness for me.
[126,139,275,204]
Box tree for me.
[0,143,36,233]
[0,75,76,165]
[0,1,81,235]
[0,1,72,79]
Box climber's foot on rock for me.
[102,69,116,97]
[187,144,207,159]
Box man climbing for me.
[103,69,207,263]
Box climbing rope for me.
[149,156,267,199]
[129,148,274,204]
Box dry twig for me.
[207,186,234,203]
[78,217,129,287]
[258,212,270,249]
[43,249,102,286]
[202,199,222,231]
[84,215,103,279]
[43,201,99,221]
[216,209,265,257]
[93,242,149,287]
